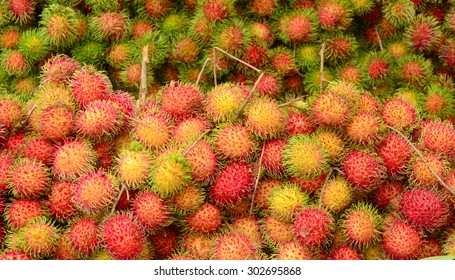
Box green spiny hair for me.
[0,0,13,27]
[268,182,310,222]
[71,40,107,69]
[85,0,122,13]
[296,43,320,71]
[424,82,455,119]
[382,0,416,28]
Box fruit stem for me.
[236,71,264,118]
[182,128,212,156]
[137,44,150,111]
[385,125,454,196]
[250,142,266,215]
[22,104,37,125]
[319,168,334,207]
[375,26,384,51]
[110,184,128,215]
[279,95,308,108]
[319,42,326,93]
[196,57,220,86]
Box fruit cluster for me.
[0,0,454,260]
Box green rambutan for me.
[341,149,386,192]
[347,0,376,16]
[210,162,255,206]
[73,171,119,213]
[320,175,354,213]
[294,207,335,248]
[52,139,96,180]
[133,190,171,232]
[150,150,191,198]
[4,198,46,229]
[245,98,286,139]
[67,217,99,258]
[0,1,13,27]
[317,0,352,31]
[284,134,329,179]
[0,50,30,77]
[9,158,49,198]
[159,13,188,38]
[85,0,121,13]
[268,183,310,222]
[71,40,107,68]
[387,41,409,59]
[106,43,133,67]
[303,68,334,94]
[399,187,451,232]
[17,28,49,63]
[39,4,81,50]
[71,66,113,107]
[19,217,59,259]
[185,202,223,234]
[48,181,78,222]
[382,218,422,260]
[189,15,215,43]
[395,54,433,87]
[100,212,145,260]
[382,0,416,28]
[173,36,200,64]
[296,44,320,71]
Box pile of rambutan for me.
[0,0,454,260]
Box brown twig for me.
[136,44,150,114]
[375,26,384,51]
[278,95,307,108]
[250,142,266,215]
[111,184,128,215]
[318,168,334,208]
[22,104,37,125]
[236,71,264,118]
[319,42,326,93]
[385,125,454,196]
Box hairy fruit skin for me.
[382,219,422,260]
[294,207,334,248]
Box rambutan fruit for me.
[71,66,113,108]
[160,83,202,119]
[405,15,442,53]
[320,175,354,213]
[73,171,119,214]
[329,245,362,260]
[440,39,455,68]
[310,91,352,127]
[214,232,256,260]
[3,132,26,156]
[116,149,151,188]
[39,4,81,50]
[382,0,416,28]
[377,133,413,178]
[172,184,205,214]
[159,13,187,37]
[250,0,276,17]
[285,110,315,136]
[10,76,39,97]
[345,112,383,145]
[174,36,200,64]
[399,187,451,232]
[340,202,382,248]
[40,54,81,85]
[395,54,433,87]
[9,0,35,25]
[204,83,248,123]
[141,0,174,19]
[241,43,268,70]
[360,51,392,86]
[17,28,49,63]
[0,50,30,77]
[424,84,455,119]
[250,21,274,47]
[85,0,121,13]
[443,232,455,256]
[214,123,256,160]
[76,100,121,139]
[150,150,191,198]
[387,41,409,59]
[189,15,214,43]
[173,117,208,144]
[419,119,455,158]
[39,105,75,141]
[18,217,59,259]
[67,217,99,258]
[261,138,287,177]
[382,218,422,260]
[70,40,107,68]
[0,94,24,131]
[268,46,297,77]
[295,44,320,71]
[55,233,79,260]
[284,134,329,179]
[341,149,386,192]
[290,172,327,195]
[4,198,46,229]
[133,190,171,232]
[245,98,286,139]
[134,113,172,150]
[370,180,403,211]
[0,151,13,195]
[416,238,443,259]
[294,207,335,248]
[118,61,154,91]
[9,158,50,198]
[337,64,362,84]
[230,215,263,249]
[52,139,96,180]
[200,0,234,22]
[210,162,254,206]
[100,212,145,260]
[0,26,21,49]
[181,233,216,260]
[252,178,280,211]
[348,0,376,16]
[268,183,310,222]
[317,0,352,31]
[214,19,250,57]
[276,241,315,260]
[261,214,293,248]
[276,9,317,45]
[47,181,78,222]
[0,250,32,260]
[93,141,114,171]
[303,68,333,94]
[184,139,218,182]
[323,34,358,66]
[185,203,223,234]
[89,11,130,42]
[0,1,13,27]
[381,97,419,132]
[314,128,345,162]
[106,43,133,67]
[408,152,448,188]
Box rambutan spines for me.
[214,123,256,160]
[185,203,223,234]
[159,83,203,120]
[133,190,171,232]
[71,67,113,108]
[52,139,96,180]
[245,98,286,139]
[294,207,335,248]
[76,100,122,139]
[276,9,318,45]
[116,149,151,188]
[9,158,50,198]
[67,217,99,258]
[18,217,59,259]
[382,218,423,260]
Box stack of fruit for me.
[0,0,454,260]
